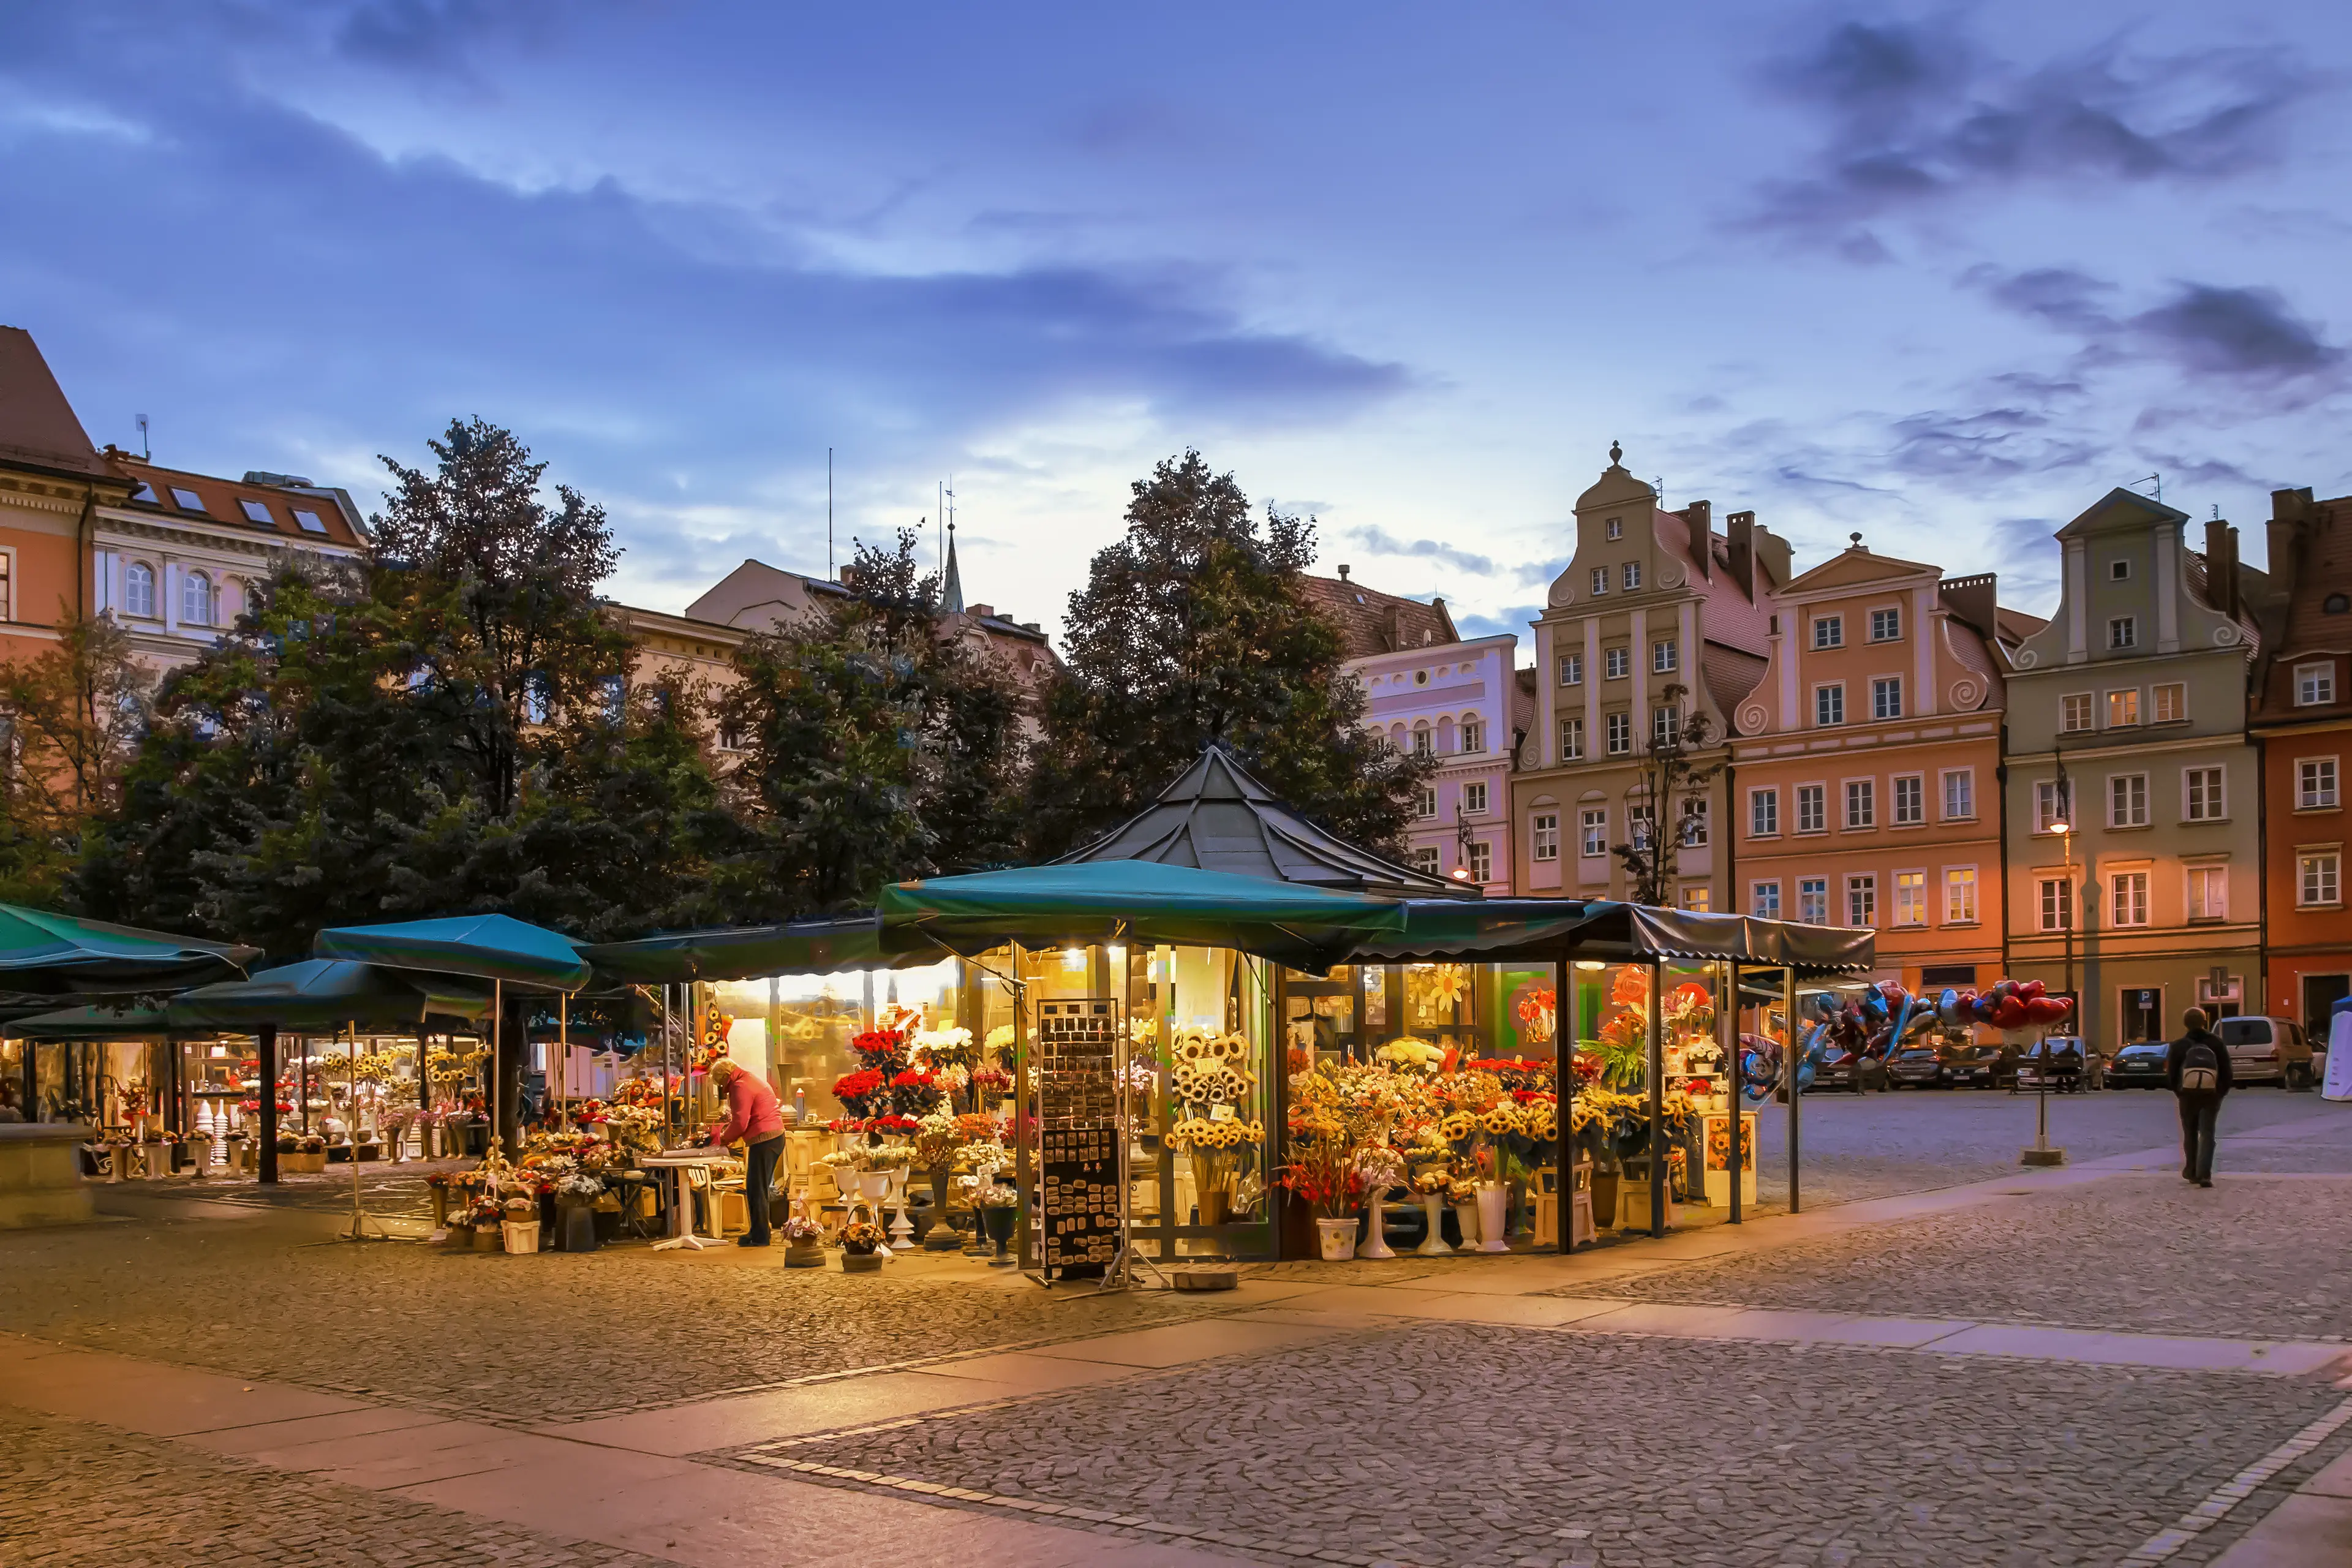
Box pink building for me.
[1302,568,1525,891]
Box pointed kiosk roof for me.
[1055,744,1479,900]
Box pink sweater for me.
[710,1070,784,1145]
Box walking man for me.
[2166,1006,2233,1188]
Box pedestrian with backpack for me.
[2166,1007,2233,1187]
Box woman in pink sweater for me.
[704,1059,785,1246]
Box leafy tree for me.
[1025,450,1427,858]
[0,611,149,905]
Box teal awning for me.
[314,914,590,991]
[0,902,256,994]
[878,860,1406,970]
[583,917,921,984]
[1346,899,1874,973]
[8,1001,177,1042]
[167,960,495,1033]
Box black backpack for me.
[2179,1038,2220,1093]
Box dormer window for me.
[169,487,206,513]
[239,499,274,525]
[130,481,158,504]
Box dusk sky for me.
[4,2,2348,647]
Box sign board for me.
[1034,998,1121,1278]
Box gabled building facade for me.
[2253,486,2352,1029]
[1508,447,1788,909]
[2002,489,2266,1048]
[1728,540,2016,993]
[0,327,132,669]
[1302,568,1515,890]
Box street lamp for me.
[2022,764,2072,1167]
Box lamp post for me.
[2022,766,2072,1168]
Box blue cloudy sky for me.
[4,2,2348,645]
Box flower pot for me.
[840,1250,883,1273]
[980,1202,1019,1267]
[1452,1200,1481,1250]
[1315,1216,1358,1262]
[783,1242,824,1268]
[1414,1194,1452,1256]
[1476,1186,1512,1253]
[430,1189,450,1229]
[443,1224,475,1249]
[501,1219,540,1253]
[1356,1193,1397,1260]
[472,1224,501,1250]
[559,1203,598,1254]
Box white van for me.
[2216,1016,2316,1089]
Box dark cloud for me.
[1346,526,1496,576]
[1973,266,2344,386]
[1753,19,2310,247]
[1883,405,2098,480]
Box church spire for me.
[941,519,965,614]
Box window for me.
[1627,805,1654,849]
[2187,865,2226,921]
[1605,517,1623,540]
[1893,871,1926,927]
[1589,567,1609,596]
[1558,652,1582,687]
[2110,870,2151,927]
[1414,670,1428,686]
[1604,646,1630,679]
[292,508,328,535]
[2034,778,2070,833]
[1815,684,1845,726]
[1812,615,1844,650]
[1679,797,1709,848]
[2297,662,2337,707]
[1414,786,1438,820]
[2107,689,2139,728]
[0,550,9,622]
[1532,813,1559,862]
[1461,721,1485,755]
[168,486,206,513]
[1653,639,1678,673]
[1462,781,1488,815]
[181,571,213,627]
[1751,787,1779,838]
[1580,809,1608,858]
[1751,881,1782,919]
[2109,558,2132,581]
[1466,842,1491,883]
[2153,682,2185,723]
[2038,876,2072,932]
[2300,851,2342,908]
[1844,778,1875,830]
[1680,885,1711,913]
[1941,769,1974,821]
[2108,616,2137,650]
[235,499,273,526]
[2184,767,2225,822]
[129,481,157,503]
[1622,562,1642,590]
[1798,877,1829,925]
[1559,717,1584,761]
[2060,693,2093,733]
[2107,773,2149,828]
[1892,774,1923,825]
[715,720,745,753]
[1651,704,1678,747]
[1945,867,1980,924]
[1409,847,1441,875]
[1796,784,1826,834]
[1846,875,1877,927]
[1412,726,1433,757]
[124,562,156,619]
[1872,677,1902,719]
[2298,758,2339,810]
[1869,607,1901,642]
[1605,712,1631,754]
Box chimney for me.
[2271,488,2313,590]
[1752,524,1794,590]
[969,602,996,619]
[1337,564,1351,581]
[2203,520,2240,621]
[1678,500,1713,580]
[1726,510,1757,599]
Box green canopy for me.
[877,859,1407,970]
[1346,899,1874,973]
[314,914,590,991]
[0,902,256,995]
[7,1001,177,1042]
[167,959,495,1033]
[583,917,921,984]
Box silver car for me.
[2217,1016,2316,1088]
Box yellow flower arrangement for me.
[1172,1117,1262,1151]
[1476,1102,1520,1137]
[1438,1110,1476,1143]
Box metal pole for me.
[1555,947,1574,1251]
[1783,967,1800,1215]
[1647,957,1665,1237]
[1725,959,1742,1223]
[492,978,503,1156]
[257,1025,279,1185]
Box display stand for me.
[1030,997,1140,1289]
[642,1149,731,1250]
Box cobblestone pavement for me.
[0,1406,668,1568]
[0,1207,1214,1420]
[791,1323,2349,1568]
[1593,1171,2352,1341]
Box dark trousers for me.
[2177,1093,2220,1182]
[744,1134,784,1242]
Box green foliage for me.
[0,611,149,905]
[1025,450,1427,858]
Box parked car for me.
[2217,1016,2316,1088]
[1806,1050,1864,1093]
[2106,1038,2171,1088]
[1887,1046,1952,1088]
[1944,1042,2015,1088]
[2015,1036,2104,1092]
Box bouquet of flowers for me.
[839,1219,887,1255]
[911,1109,963,1170]
[968,1065,1013,1099]
[972,1181,1021,1209]
[1280,1136,1361,1220]
[782,1215,821,1243]
[831,1068,888,1120]
[911,1025,977,1069]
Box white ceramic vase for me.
[1452,1200,1480,1250]
[1355,1193,1397,1259]
[1414,1194,1452,1256]
[1476,1185,1512,1253]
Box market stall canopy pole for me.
[0,902,256,998]
[314,914,590,991]
[165,960,494,1034]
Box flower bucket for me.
[1475,1186,1512,1253]
[840,1250,883,1273]
[783,1242,824,1268]
[1315,1216,1358,1262]
[472,1224,501,1250]
[1452,1200,1481,1250]
[559,1203,598,1254]
[500,1219,540,1254]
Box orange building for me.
[2254,486,2352,1028]
[1727,538,2032,997]
[0,328,131,671]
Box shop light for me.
[1575,960,1607,971]
[1106,943,1127,964]
[1060,947,1087,972]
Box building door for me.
[2304,973,2350,1033]
[2118,986,2165,1046]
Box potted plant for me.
[837,1218,887,1273]
[468,1196,505,1248]
[1280,1136,1362,1262]
[500,1196,540,1254]
[782,1216,824,1268]
[974,1181,1020,1267]
[552,1172,603,1253]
